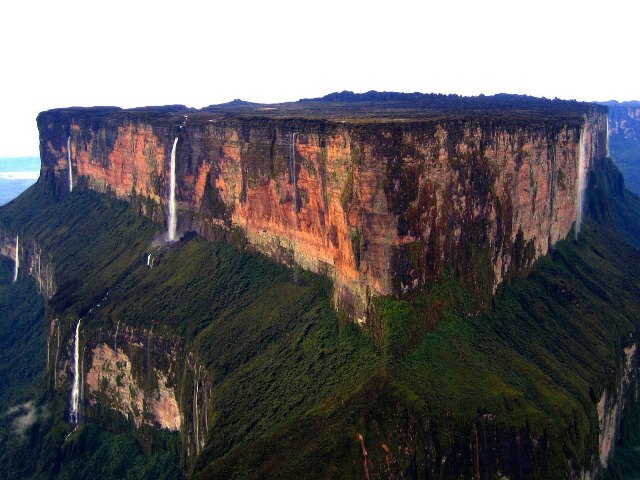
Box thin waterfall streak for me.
[168,137,179,241]
[70,320,81,423]
[575,127,587,240]
[67,136,73,193]
[13,235,19,282]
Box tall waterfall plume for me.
[575,127,587,240]
[168,137,179,241]
[67,136,73,193]
[13,235,19,282]
[69,319,81,423]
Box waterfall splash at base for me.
[69,319,81,423]
[167,137,179,241]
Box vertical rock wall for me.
[37,107,608,321]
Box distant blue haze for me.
[0,157,40,205]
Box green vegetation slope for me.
[0,153,640,478]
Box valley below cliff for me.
[2,94,640,479]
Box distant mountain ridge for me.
[599,100,640,107]
[601,101,640,195]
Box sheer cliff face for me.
[37,108,608,321]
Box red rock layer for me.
[38,110,608,322]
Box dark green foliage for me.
[397,220,640,470]
[0,184,380,478]
[56,424,181,480]
[196,217,640,478]
[0,260,45,410]
[0,266,178,480]
[3,151,640,478]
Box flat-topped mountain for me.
[37,92,608,321]
[6,92,640,479]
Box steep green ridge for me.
[0,189,184,479]
[0,185,380,478]
[0,247,177,480]
[0,256,45,410]
[1,154,640,478]
[192,219,640,479]
[188,156,640,478]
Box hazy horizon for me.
[0,156,39,205]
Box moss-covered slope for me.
[1,154,640,478]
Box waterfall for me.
[168,137,179,241]
[575,127,587,240]
[147,254,151,267]
[67,136,73,193]
[13,235,19,282]
[69,319,81,423]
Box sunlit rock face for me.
[86,342,181,430]
[37,97,608,321]
[46,317,212,468]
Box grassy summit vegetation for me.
[42,91,603,129]
[1,153,640,478]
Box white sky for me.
[0,0,638,156]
